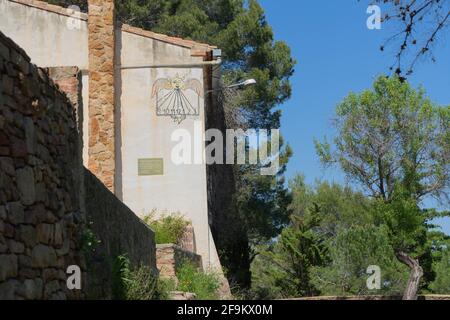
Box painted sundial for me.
[151,75,203,124]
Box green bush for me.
[112,255,171,300]
[430,245,450,294]
[143,211,190,245]
[177,261,221,300]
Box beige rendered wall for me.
[117,30,222,271]
[0,0,90,166]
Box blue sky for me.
[259,0,450,234]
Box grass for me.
[112,255,170,300]
[176,261,221,300]
[143,210,190,245]
[111,256,221,300]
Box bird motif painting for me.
[151,75,203,124]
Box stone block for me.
[0,146,10,156]
[7,239,25,254]
[53,222,64,246]
[3,223,14,238]
[0,157,15,176]
[16,167,35,205]
[24,117,36,155]
[18,278,43,300]
[19,225,37,247]
[34,183,47,202]
[2,74,14,95]
[0,206,6,219]
[0,131,10,146]
[7,201,24,224]
[0,254,18,281]
[37,223,54,245]
[44,280,60,298]
[18,255,32,268]
[0,235,7,253]
[31,245,57,268]
[0,279,19,300]
[10,136,27,158]
[0,40,10,60]
[42,268,60,282]
[18,268,38,279]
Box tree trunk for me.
[396,251,423,300]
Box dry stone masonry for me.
[87,0,116,192]
[0,31,85,300]
[156,244,203,282]
[84,170,157,299]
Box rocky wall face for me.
[156,244,203,282]
[83,169,157,299]
[87,0,116,192]
[0,31,84,300]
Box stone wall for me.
[156,244,202,282]
[178,225,196,253]
[84,169,156,299]
[87,0,116,192]
[0,31,84,300]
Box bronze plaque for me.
[138,158,164,176]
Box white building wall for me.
[118,30,221,270]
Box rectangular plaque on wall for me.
[138,158,164,176]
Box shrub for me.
[430,246,450,294]
[177,261,221,300]
[112,255,171,300]
[143,211,190,245]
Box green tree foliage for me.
[315,76,449,203]
[315,75,450,298]
[251,173,449,299]
[291,177,409,297]
[311,225,409,296]
[251,214,326,299]
[115,0,167,30]
[251,176,407,298]
[429,242,450,294]
[289,175,375,237]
